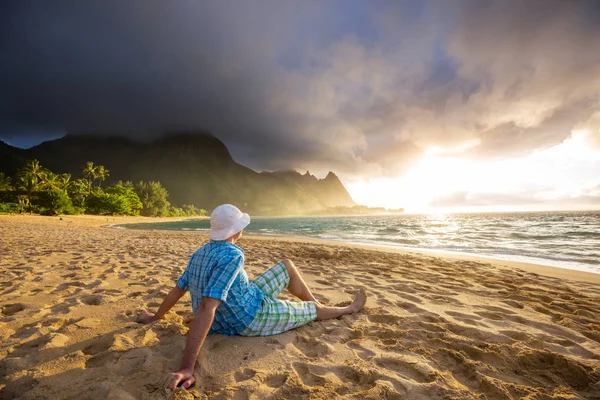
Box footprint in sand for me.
[500,299,525,309]
[86,351,119,368]
[478,305,517,314]
[82,337,114,356]
[113,348,151,373]
[374,357,436,383]
[395,293,423,304]
[85,279,103,289]
[395,301,429,314]
[332,365,380,390]
[13,322,42,339]
[444,311,489,327]
[376,297,394,306]
[234,368,256,382]
[368,314,404,325]
[263,372,288,388]
[50,302,73,314]
[2,303,25,316]
[346,339,375,360]
[445,311,483,320]
[12,332,69,356]
[292,336,333,358]
[422,294,463,306]
[500,329,530,341]
[293,362,328,386]
[80,294,103,306]
[473,311,506,321]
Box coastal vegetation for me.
[0,134,360,216]
[0,159,207,217]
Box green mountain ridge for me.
[0,133,356,215]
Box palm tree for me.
[17,160,49,213]
[17,195,29,214]
[94,165,110,188]
[19,159,48,182]
[41,172,61,190]
[16,174,40,213]
[68,178,91,207]
[82,161,96,190]
[58,173,71,192]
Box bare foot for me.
[349,289,367,313]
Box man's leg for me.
[315,289,367,320]
[244,260,368,336]
[239,289,368,337]
[280,259,321,304]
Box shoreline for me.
[243,232,600,284]
[105,216,600,283]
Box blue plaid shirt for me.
[176,240,264,336]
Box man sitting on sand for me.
[138,204,367,390]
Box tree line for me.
[0,160,207,217]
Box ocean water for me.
[115,211,600,274]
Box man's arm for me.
[137,285,187,324]
[168,297,221,390]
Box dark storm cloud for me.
[1,0,599,176]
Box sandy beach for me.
[1,215,599,399]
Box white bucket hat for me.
[210,204,251,240]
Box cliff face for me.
[0,133,356,215]
[260,170,355,208]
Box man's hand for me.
[136,310,157,324]
[136,286,187,325]
[167,368,195,390]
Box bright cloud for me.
[347,129,600,212]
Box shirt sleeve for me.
[202,253,244,301]
[176,253,196,291]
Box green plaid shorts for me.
[240,262,317,336]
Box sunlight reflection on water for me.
[117,211,600,274]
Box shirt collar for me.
[210,239,244,252]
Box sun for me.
[347,156,471,213]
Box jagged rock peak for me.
[323,171,340,181]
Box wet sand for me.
[1,215,599,399]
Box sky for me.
[1,0,600,212]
